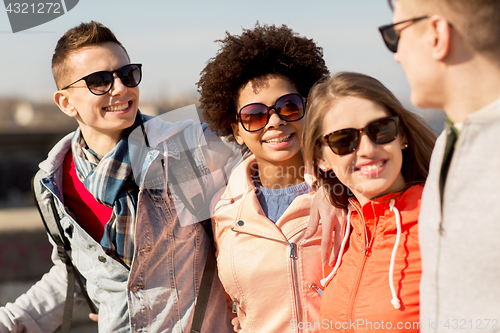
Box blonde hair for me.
[303,72,436,209]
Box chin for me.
[410,90,444,110]
[410,93,427,109]
[360,182,392,198]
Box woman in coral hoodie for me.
[303,72,436,333]
[197,24,329,333]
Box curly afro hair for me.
[197,23,329,139]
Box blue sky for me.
[0,1,409,104]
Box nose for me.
[109,74,127,95]
[356,133,378,157]
[266,109,286,128]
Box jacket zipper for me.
[290,242,302,333]
[310,284,323,296]
[345,201,374,333]
[359,204,370,253]
[347,252,368,333]
[232,229,304,332]
[232,297,238,314]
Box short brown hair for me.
[393,0,500,56]
[197,23,329,140]
[52,21,128,89]
[303,72,436,209]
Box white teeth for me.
[265,134,291,144]
[359,161,384,172]
[104,102,128,112]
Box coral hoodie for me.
[320,185,423,333]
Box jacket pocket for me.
[146,188,196,240]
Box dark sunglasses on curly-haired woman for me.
[237,93,306,132]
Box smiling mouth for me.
[264,133,293,144]
[355,160,385,172]
[103,101,131,112]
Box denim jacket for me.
[0,116,240,333]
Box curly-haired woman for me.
[198,24,329,333]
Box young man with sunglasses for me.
[378,0,500,331]
[0,21,236,333]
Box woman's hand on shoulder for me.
[305,187,346,266]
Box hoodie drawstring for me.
[320,199,403,311]
[389,199,402,309]
[320,210,352,287]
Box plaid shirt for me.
[71,115,143,267]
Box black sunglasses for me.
[61,63,142,96]
[378,16,429,52]
[322,116,400,156]
[237,93,306,132]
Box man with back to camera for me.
[0,21,237,333]
[378,0,500,331]
[306,1,500,331]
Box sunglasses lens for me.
[238,93,304,132]
[325,117,398,155]
[85,65,142,95]
[86,72,113,95]
[118,64,142,87]
[382,27,399,52]
[327,129,359,156]
[366,118,398,144]
[275,94,305,121]
[239,104,268,132]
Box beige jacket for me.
[212,155,323,333]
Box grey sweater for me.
[419,97,500,332]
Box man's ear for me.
[231,123,245,145]
[429,14,452,61]
[54,90,78,118]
